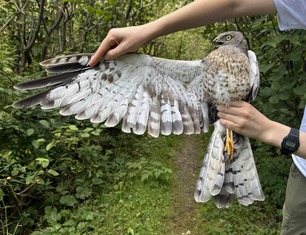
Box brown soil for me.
[164,134,207,235]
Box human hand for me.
[216,101,282,143]
[88,25,150,67]
[217,101,306,158]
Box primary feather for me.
[13,31,264,208]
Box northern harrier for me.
[13,31,264,208]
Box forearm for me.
[217,101,306,160]
[263,121,306,159]
[143,0,277,41]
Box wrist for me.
[280,128,300,155]
[143,17,172,41]
[261,121,291,149]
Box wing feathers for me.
[13,70,87,91]
[171,100,183,135]
[14,53,206,137]
[147,96,161,138]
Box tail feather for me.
[194,121,225,203]
[214,188,235,208]
[195,121,264,208]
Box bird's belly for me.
[205,73,250,106]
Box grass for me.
[30,132,282,235]
[196,200,281,235]
[92,182,171,235]
[91,134,182,235]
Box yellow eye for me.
[226,35,232,41]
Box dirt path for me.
[165,134,207,235]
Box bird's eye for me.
[226,35,232,41]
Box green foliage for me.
[0,105,177,234]
[126,157,173,182]
[1,1,305,234]
[196,200,281,235]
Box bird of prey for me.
[13,31,264,208]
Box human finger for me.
[219,117,239,130]
[88,38,114,67]
[216,101,250,115]
[216,105,239,116]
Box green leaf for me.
[36,178,45,185]
[262,35,286,48]
[32,140,39,149]
[11,168,19,176]
[56,183,69,195]
[279,92,290,100]
[69,125,78,131]
[260,87,272,97]
[84,127,94,132]
[91,177,103,185]
[26,175,35,185]
[2,151,12,158]
[260,62,275,73]
[141,173,150,182]
[287,35,301,46]
[59,195,78,207]
[36,158,50,168]
[32,138,46,149]
[39,120,50,128]
[0,188,4,201]
[87,5,96,15]
[26,128,35,136]
[127,228,135,235]
[271,81,281,91]
[293,86,306,96]
[269,96,280,104]
[91,130,100,136]
[76,186,91,199]
[44,206,62,224]
[48,169,60,176]
[46,142,56,151]
[79,132,90,138]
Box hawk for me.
[13,31,264,208]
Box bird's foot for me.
[224,129,235,159]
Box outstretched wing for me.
[13,53,208,137]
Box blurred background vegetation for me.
[0,0,306,234]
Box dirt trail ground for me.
[165,134,207,235]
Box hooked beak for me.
[212,36,223,49]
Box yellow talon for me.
[224,128,235,159]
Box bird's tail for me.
[194,121,264,208]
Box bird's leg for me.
[224,128,235,159]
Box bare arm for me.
[144,0,277,39]
[217,101,306,159]
[88,0,277,66]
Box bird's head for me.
[212,31,248,53]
